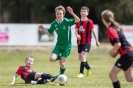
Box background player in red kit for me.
[75,6,100,78]
[10,56,58,85]
[101,10,133,88]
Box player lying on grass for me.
[10,56,58,85]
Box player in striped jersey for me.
[101,9,133,88]
[75,6,100,78]
[10,56,58,85]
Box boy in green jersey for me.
[38,5,80,74]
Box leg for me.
[49,53,58,62]
[59,57,67,74]
[124,66,133,82]
[50,45,61,62]
[36,79,50,84]
[80,51,91,70]
[34,72,58,83]
[32,78,50,84]
[80,51,87,74]
[77,45,86,74]
[77,52,86,78]
[82,44,91,70]
[59,44,72,74]
[109,65,121,88]
[81,51,92,76]
[78,53,83,74]
[34,72,52,80]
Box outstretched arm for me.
[66,6,80,23]
[38,24,51,36]
[92,29,100,47]
[10,73,19,85]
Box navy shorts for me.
[115,53,133,71]
[24,72,36,83]
[78,44,91,53]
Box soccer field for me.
[0,43,133,88]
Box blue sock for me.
[51,76,55,78]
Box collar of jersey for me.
[56,18,64,24]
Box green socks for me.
[60,67,66,74]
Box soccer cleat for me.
[77,73,84,78]
[51,75,59,82]
[87,65,93,77]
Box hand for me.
[77,35,81,40]
[96,41,100,47]
[109,50,118,58]
[66,6,73,14]
[38,24,44,30]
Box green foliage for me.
[1,0,133,40]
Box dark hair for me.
[101,10,123,31]
[81,6,89,12]
[55,5,66,16]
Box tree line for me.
[0,0,133,41]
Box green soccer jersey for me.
[48,18,75,45]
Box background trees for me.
[0,0,133,41]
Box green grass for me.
[0,43,133,88]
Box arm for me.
[109,43,121,58]
[10,73,19,85]
[108,28,121,58]
[91,29,100,47]
[66,6,80,23]
[38,24,51,36]
[75,28,81,40]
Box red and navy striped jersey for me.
[16,66,34,79]
[75,18,94,45]
[107,25,133,55]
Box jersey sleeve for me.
[89,20,94,30]
[67,18,75,26]
[48,23,55,34]
[16,66,22,75]
[107,28,120,43]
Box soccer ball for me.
[56,74,68,85]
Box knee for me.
[126,77,133,82]
[109,71,114,79]
[41,74,51,79]
[49,57,55,62]
[126,79,133,82]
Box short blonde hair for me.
[25,56,34,61]
[55,5,66,16]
